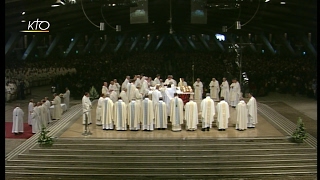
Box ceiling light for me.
[280,1,285,4]
[21,20,26,23]
[51,0,65,7]
[21,11,25,15]
[265,0,270,2]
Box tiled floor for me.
[5,85,317,154]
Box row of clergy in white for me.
[103,75,241,106]
[25,91,70,134]
[81,92,257,132]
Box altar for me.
[148,86,194,105]
[50,103,67,117]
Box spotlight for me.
[116,25,121,32]
[235,21,241,29]
[51,0,65,7]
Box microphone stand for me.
[82,110,92,136]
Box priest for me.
[141,95,155,131]
[96,93,106,126]
[170,93,184,132]
[200,93,215,131]
[52,93,62,120]
[184,97,198,131]
[154,97,167,130]
[216,97,230,131]
[247,92,258,128]
[152,85,162,109]
[31,102,41,134]
[235,98,248,131]
[12,104,24,135]
[119,88,129,105]
[209,78,220,101]
[101,94,114,130]
[82,92,92,125]
[229,78,241,108]
[193,78,204,101]
[62,87,70,109]
[127,98,141,131]
[220,77,230,103]
[127,79,136,102]
[28,99,34,126]
[113,97,127,131]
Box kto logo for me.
[20,18,50,32]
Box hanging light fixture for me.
[235,21,241,29]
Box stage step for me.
[6,159,317,167]
[26,147,316,156]
[6,138,317,179]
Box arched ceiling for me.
[5,0,317,36]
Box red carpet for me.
[5,122,34,139]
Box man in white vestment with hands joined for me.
[200,94,215,131]
[216,97,230,131]
[247,92,258,128]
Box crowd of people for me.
[5,51,317,103]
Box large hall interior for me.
[5,0,317,179]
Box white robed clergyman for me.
[82,92,92,125]
[184,98,198,131]
[101,94,114,130]
[164,84,175,116]
[209,78,220,101]
[62,88,70,109]
[121,76,130,90]
[141,96,155,131]
[31,105,41,134]
[12,104,24,134]
[28,99,34,125]
[101,82,109,95]
[127,99,141,131]
[39,102,47,128]
[235,100,248,131]
[247,93,258,128]
[200,94,215,131]
[170,93,184,131]
[127,80,136,102]
[216,97,230,131]
[119,88,129,105]
[151,85,162,109]
[193,78,203,101]
[110,90,118,103]
[220,78,230,103]
[96,94,105,126]
[229,79,241,107]
[113,98,127,131]
[52,93,62,120]
[154,97,167,130]
[44,97,52,123]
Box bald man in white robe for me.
[216,97,230,131]
[141,96,155,131]
[235,99,248,131]
[200,94,215,131]
[154,97,167,130]
[170,93,184,132]
[113,98,127,131]
[185,98,198,131]
[127,99,141,131]
[101,94,114,130]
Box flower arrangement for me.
[291,117,308,143]
[38,127,54,146]
[89,86,99,101]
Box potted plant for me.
[89,86,99,101]
[291,117,308,143]
[38,127,54,147]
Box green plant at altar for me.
[291,117,308,143]
[89,86,99,101]
[38,127,54,146]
